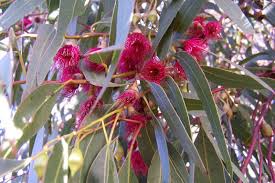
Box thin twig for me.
[238,94,274,183]
[267,133,275,182]
[258,134,263,183]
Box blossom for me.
[75,96,103,129]
[174,61,187,80]
[117,33,152,79]
[59,66,82,97]
[54,45,81,69]
[188,16,206,39]
[140,58,166,84]
[131,151,148,176]
[124,32,152,61]
[117,50,138,79]
[117,89,139,106]
[181,38,206,61]
[204,21,222,40]
[22,17,33,30]
[125,114,149,136]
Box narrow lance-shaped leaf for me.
[202,66,275,89]
[194,129,226,183]
[0,0,43,30]
[168,143,189,183]
[164,76,192,137]
[0,158,31,178]
[86,145,119,183]
[118,155,138,183]
[14,84,63,151]
[44,139,69,183]
[71,130,106,183]
[174,0,206,32]
[149,82,206,173]
[175,52,232,175]
[153,118,171,183]
[153,0,185,50]
[143,95,171,183]
[214,0,254,34]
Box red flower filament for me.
[140,58,166,84]
[54,45,81,69]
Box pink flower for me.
[76,96,103,129]
[54,45,81,69]
[174,61,187,80]
[124,32,152,62]
[59,66,82,97]
[181,38,206,61]
[125,114,148,136]
[188,16,206,39]
[131,151,148,176]
[117,89,139,106]
[117,50,138,79]
[22,17,33,30]
[84,47,106,73]
[204,21,222,40]
[140,58,166,84]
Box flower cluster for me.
[117,32,167,84]
[53,45,104,128]
[180,16,222,61]
[172,16,222,82]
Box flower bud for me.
[34,153,48,179]
[132,13,141,26]
[261,122,273,137]
[68,148,84,176]
[148,10,158,24]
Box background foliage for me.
[0,0,274,183]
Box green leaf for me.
[149,82,206,174]
[109,0,118,46]
[202,66,275,89]
[200,118,248,183]
[0,0,43,30]
[147,152,162,183]
[153,0,184,50]
[81,61,126,88]
[88,50,113,65]
[13,84,63,151]
[263,3,275,26]
[0,158,31,178]
[164,76,192,137]
[44,139,69,183]
[194,129,226,183]
[156,22,174,60]
[153,117,171,183]
[214,0,254,34]
[174,0,206,32]
[118,155,138,183]
[184,98,203,111]
[175,52,232,175]
[140,95,170,183]
[23,24,55,98]
[86,145,119,183]
[239,50,275,65]
[46,0,60,13]
[74,130,106,183]
[137,123,156,165]
[168,143,189,183]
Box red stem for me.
[267,132,275,182]
[258,134,263,183]
[238,94,274,183]
[211,86,225,94]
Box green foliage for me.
[0,0,274,183]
